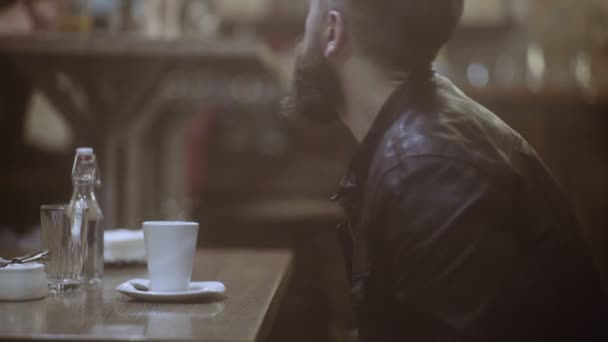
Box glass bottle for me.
[59,0,92,32]
[69,147,104,286]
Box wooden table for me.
[0,249,293,342]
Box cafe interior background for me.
[0,0,607,341]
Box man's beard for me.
[281,40,344,124]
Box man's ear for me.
[322,10,348,62]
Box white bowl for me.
[0,263,48,301]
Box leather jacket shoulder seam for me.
[372,154,499,202]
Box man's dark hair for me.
[343,0,464,71]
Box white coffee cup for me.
[143,221,199,292]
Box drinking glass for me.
[40,204,89,294]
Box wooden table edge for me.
[254,250,294,342]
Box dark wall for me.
[0,59,71,234]
[483,97,608,281]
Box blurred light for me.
[467,63,490,88]
[526,42,545,92]
[572,50,598,102]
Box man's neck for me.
[339,57,404,143]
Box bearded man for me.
[282,1,606,341]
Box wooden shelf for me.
[0,33,259,59]
[464,86,608,106]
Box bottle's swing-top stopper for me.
[76,147,94,155]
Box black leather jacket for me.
[334,74,606,341]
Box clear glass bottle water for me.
[69,147,104,286]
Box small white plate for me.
[116,279,226,302]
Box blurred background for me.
[0,0,607,341]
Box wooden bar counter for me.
[0,249,293,342]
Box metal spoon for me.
[0,250,50,268]
[130,281,149,292]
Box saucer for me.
[116,279,226,302]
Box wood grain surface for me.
[0,249,293,342]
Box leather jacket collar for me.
[333,69,436,206]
